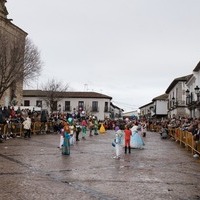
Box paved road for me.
[0,130,200,200]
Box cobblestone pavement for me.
[0,130,200,200]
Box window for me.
[78,101,84,111]
[92,101,98,112]
[104,102,108,112]
[53,101,57,111]
[65,101,71,111]
[36,100,42,107]
[24,100,30,106]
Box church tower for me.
[0,1,27,106]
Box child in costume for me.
[113,126,123,159]
[94,117,99,135]
[81,119,87,140]
[62,122,70,155]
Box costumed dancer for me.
[62,122,70,155]
[88,118,94,136]
[59,126,64,148]
[124,126,132,154]
[81,118,87,140]
[94,117,99,135]
[131,124,145,149]
[75,120,81,141]
[68,118,75,145]
[141,121,147,137]
[99,122,106,134]
[113,126,123,159]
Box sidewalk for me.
[0,130,200,200]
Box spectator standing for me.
[23,115,32,139]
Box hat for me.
[115,126,119,132]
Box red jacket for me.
[124,129,132,140]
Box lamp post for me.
[194,85,200,102]
[172,97,175,107]
[186,89,190,105]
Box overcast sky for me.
[7,0,200,112]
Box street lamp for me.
[186,89,190,105]
[186,89,190,96]
[194,85,200,102]
[172,97,175,107]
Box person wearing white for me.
[23,116,32,138]
[59,128,64,148]
[130,124,145,149]
[113,126,123,159]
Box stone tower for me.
[0,1,27,106]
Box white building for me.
[139,102,154,119]
[139,94,168,119]
[185,61,200,118]
[110,102,124,120]
[165,74,192,118]
[122,110,139,119]
[22,90,113,121]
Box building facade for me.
[165,75,192,118]
[185,62,200,118]
[22,90,113,121]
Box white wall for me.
[156,100,168,115]
[22,97,111,121]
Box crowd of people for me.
[0,105,199,158]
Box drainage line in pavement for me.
[0,153,32,169]
[62,180,119,200]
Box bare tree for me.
[0,33,42,100]
[41,79,69,113]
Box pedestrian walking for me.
[124,125,132,154]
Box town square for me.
[1,1,200,200]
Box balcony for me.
[170,97,186,109]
